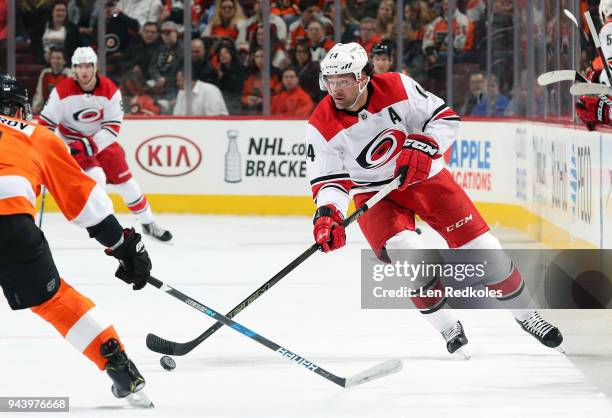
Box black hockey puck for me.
[160,355,176,371]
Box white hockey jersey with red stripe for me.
[306,72,460,214]
[598,21,612,85]
[39,75,123,152]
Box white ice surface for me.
[1,214,611,418]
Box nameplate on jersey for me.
[0,116,35,137]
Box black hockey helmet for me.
[371,43,392,58]
[0,73,31,120]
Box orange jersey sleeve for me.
[0,115,114,227]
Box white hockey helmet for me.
[71,47,98,72]
[319,42,369,91]
[600,0,612,24]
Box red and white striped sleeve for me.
[93,88,123,151]
[305,123,352,215]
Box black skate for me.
[101,339,153,408]
[516,311,564,351]
[441,321,470,360]
[142,222,173,243]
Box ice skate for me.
[142,222,173,243]
[101,339,154,408]
[516,311,564,351]
[441,321,470,360]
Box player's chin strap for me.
[347,76,370,110]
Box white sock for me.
[421,308,458,333]
[111,179,154,225]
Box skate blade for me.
[554,344,566,354]
[125,390,154,409]
[454,347,471,360]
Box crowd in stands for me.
[11,0,534,117]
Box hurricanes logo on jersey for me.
[356,128,405,169]
[73,108,104,123]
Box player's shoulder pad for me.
[369,73,409,111]
[602,21,612,34]
[54,77,81,99]
[95,75,120,99]
[0,114,36,137]
[308,96,354,142]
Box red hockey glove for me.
[394,133,440,191]
[69,136,98,165]
[575,95,612,130]
[313,205,346,253]
[585,68,603,83]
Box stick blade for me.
[569,82,612,96]
[537,70,580,86]
[146,333,178,355]
[343,359,403,388]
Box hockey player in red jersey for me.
[576,1,612,129]
[0,74,152,407]
[307,43,563,357]
[39,47,172,242]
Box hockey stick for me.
[563,8,589,42]
[147,178,402,356]
[537,70,588,86]
[38,186,47,228]
[569,82,612,96]
[146,275,403,387]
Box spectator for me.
[375,0,395,41]
[355,17,381,54]
[251,23,290,69]
[466,0,486,24]
[129,21,161,78]
[191,38,219,84]
[237,0,288,44]
[271,0,300,25]
[17,0,50,64]
[460,71,484,115]
[288,0,332,50]
[323,1,359,44]
[202,0,245,40]
[472,74,509,116]
[402,0,432,78]
[148,20,183,101]
[32,48,72,113]
[371,43,394,74]
[121,71,161,116]
[173,70,229,115]
[116,0,163,27]
[241,47,281,114]
[346,0,379,21]
[96,0,140,78]
[422,0,475,70]
[271,67,314,116]
[306,20,334,62]
[216,41,247,114]
[67,0,97,46]
[41,1,81,63]
[292,39,322,102]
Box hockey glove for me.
[575,95,612,130]
[69,136,98,165]
[105,228,152,290]
[394,133,440,191]
[313,205,346,253]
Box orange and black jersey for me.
[0,114,114,227]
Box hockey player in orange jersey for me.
[0,74,153,408]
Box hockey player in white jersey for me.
[307,43,563,357]
[39,47,172,242]
[576,0,612,128]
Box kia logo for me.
[136,135,202,177]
